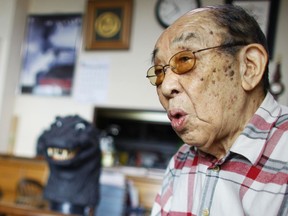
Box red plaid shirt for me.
[151,93,288,216]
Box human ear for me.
[239,44,268,91]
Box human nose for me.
[158,67,180,97]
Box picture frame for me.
[19,14,82,96]
[85,0,133,50]
[226,0,280,59]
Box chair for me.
[15,178,47,208]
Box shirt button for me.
[213,165,220,172]
[202,208,209,216]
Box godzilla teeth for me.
[47,147,76,161]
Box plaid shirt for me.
[151,93,288,216]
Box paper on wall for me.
[73,56,110,104]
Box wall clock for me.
[155,0,201,28]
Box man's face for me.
[153,11,247,155]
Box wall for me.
[0,0,29,153]
[9,0,165,157]
[0,0,287,157]
[274,0,288,106]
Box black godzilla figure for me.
[37,115,101,216]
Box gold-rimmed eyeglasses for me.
[146,43,247,86]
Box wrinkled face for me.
[153,10,247,154]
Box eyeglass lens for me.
[147,50,196,86]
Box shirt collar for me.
[230,93,281,165]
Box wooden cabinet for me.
[0,155,163,211]
[0,156,48,202]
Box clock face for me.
[156,0,200,28]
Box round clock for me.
[155,0,201,28]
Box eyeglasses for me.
[146,43,247,86]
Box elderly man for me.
[146,4,288,216]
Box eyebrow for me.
[151,32,198,63]
[173,32,197,43]
[151,48,158,63]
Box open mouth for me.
[173,113,183,119]
[47,147,77,161]
[168,111,185,121]
[168,110,187,131]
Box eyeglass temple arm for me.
[193,42,248,54]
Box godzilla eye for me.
[75,122,86,131]
[56,120,62,127]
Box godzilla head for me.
[38,115,101,167]
[40,115,102,208]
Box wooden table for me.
[0,201,79,216]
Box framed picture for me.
[226,0,280,59]
[20,14,82,96]
[85,0,133,50]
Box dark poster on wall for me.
[19,14,82,96]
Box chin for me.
[180,133,209,148]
